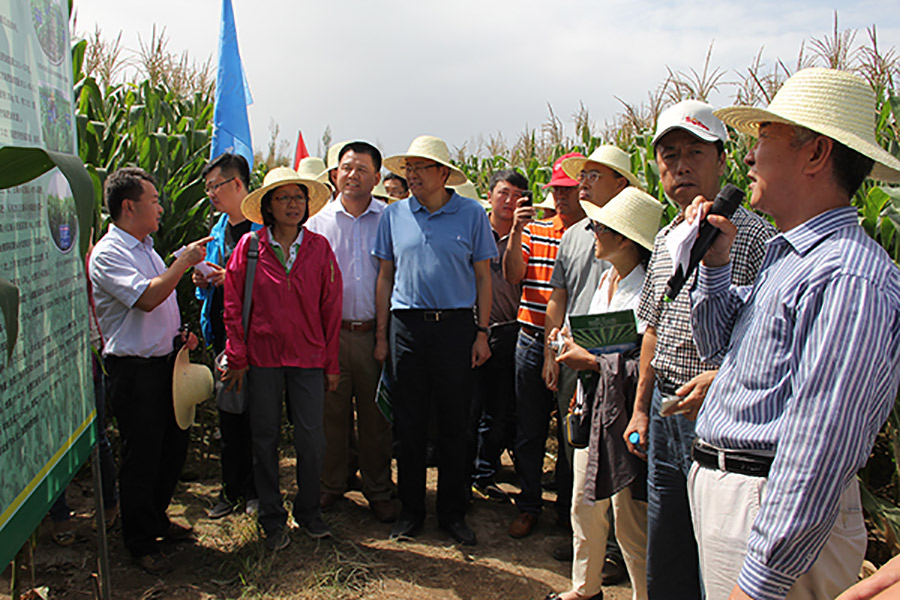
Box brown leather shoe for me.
[320,492,341,510]
[508,512,537,538]
[370,499,400,523]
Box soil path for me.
[3,447,634,600]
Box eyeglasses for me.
[205,177,235,194]
[403,163,442,176]
[272,194,307,205]
[588,221,617,236]
[577,170,605,183]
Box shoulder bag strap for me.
[241,231,259,339]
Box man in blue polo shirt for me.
[374,135,496,546]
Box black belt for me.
[519,324,544,340]
[691,439,773,478]
[396,308,471,322]
[657,380,680,396]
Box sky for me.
[71,0,900,162]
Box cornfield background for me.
[71,12,900,562]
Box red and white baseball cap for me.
[542,151,584,188]
[652,100,729,146]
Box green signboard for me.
[0,0,96,568]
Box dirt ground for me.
[2,434,634,600]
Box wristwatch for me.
[476,325,489,335]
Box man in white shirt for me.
[306,141,398,523]
[89,167,210,575]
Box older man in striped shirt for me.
[686,68,900,600]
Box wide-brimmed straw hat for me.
[297,156,327,181]
[451,180,489,209]
[371,180,390,200]
[562,145,641,189]
[715,67,900,183]
[173,346,214,430]
[315,140,351,183]
[580,187,663,250]
[384,135,468,186]
[535,192,556,211]
[241,166,331,224]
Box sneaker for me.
[300,517,332,539]
[245,499,259,515]
[265,528,290,551]
[472,480,510,503]
[208,499,236,519]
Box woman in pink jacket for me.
[222,167,341,551]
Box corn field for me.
[72,14,900,562]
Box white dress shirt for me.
[89,225,180,357]
[306,194,385,321]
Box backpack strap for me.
[241,231,259,337]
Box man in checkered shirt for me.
[623,100,775,599]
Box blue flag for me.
[212,0,253,167]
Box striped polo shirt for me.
[516,215,569,329]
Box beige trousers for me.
[688,462,866,600]
[320,328,394,501]
[570,447,648,600]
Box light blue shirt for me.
[372,191,496,310]
[691,206,900,600]
[306,194,385,321]
[89,224,181,357]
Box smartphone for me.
[660,395,689,417]
[521,190,533,206]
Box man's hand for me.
[193,262,225,288]
[836,553,900,600]
[624,409,649,460]
[222,366,249,392]
[552,326,596,372]
[663,370,717,420]
[511,196,536,233]
[176,236,214,268]
[684,195,737,268]
[373,336,389,363]
[471,333,491,368]
[325,373,340,393]
[542,352,560,391]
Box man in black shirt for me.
[194,153,261,518]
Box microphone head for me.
[713,184,745,219]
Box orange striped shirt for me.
[516,215,568,329]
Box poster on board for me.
[0,0,96,568]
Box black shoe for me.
[389,513,422,541]
[440,519,477,546]
[601,554,627,586]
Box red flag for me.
[293,131,310,170]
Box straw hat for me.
[315,140,351,183]
[371,180,390,200]
[561,145,641,189]
[579,187,663,250]
[172,346,214,430]
[715,67,900,183]
[241,166,331,224]
[384,135,468,186]
[535,192,555,212]
[451,180,489,209]
[297,156,327,181]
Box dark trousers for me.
[469,323,517,485]
[106,354,188,558]
[248,366,325,536]
[513,328,567,518]
[390,310,475,525]
[647,384,703,599]
[218,408,257,502]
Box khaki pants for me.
[570,447,648,600]
[321,328,394,501]
[688,462,866,600]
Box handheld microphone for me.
[664,183,744,302]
